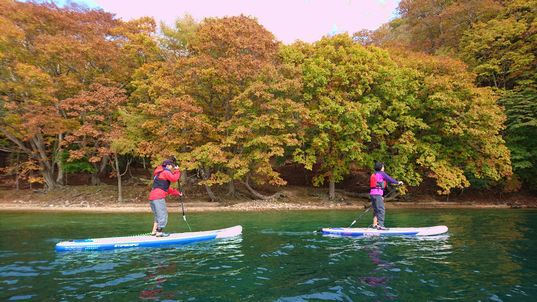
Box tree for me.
[501,88,537,190]
[286,35,391,199]
[131,94,216,198]
[460,0,536,89]
[286,34,511,196]
[460,0,536,190]
[0,60,67,189]
[367,0,533,194]
[389,50,512,193]
[386,0,504,54]
[159,14,198,58]
[61,84,128,185]
[190,16,280,198]
[0,1,157,189]
[221,64,307,199]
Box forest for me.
[0,0,535,202]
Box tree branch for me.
[0,127,33,155]
[0,146,20,153]
[119,157,133,177]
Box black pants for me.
[370,195,385,227]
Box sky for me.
[48,0,401,44]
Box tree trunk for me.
[90,172,101,185]
[115,154,123,202]
[200,167,219,202]
[31,134,57,190]
[328,177,336,200]
[227,180,236,196]
[180,169,187,188]
[15,172,20,190]
[41,167,56,191]
[0,129,58,190]
[204,184,218,202]
[100,155,109,174]
[56,160,64,185]
[90,155,109,185]
[15,152,20,190]
[91,155,110,185]
[55,134,64,185]
[240,176,284,200]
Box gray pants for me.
[370,195,385,227]
[150,199,168,229]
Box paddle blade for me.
[182,215,192,231]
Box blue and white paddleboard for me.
[55,225,242,252]
[321,225,448,237]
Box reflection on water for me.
[0,209,536,301]
[51,236,245,301]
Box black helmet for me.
[374,161,384,172]
[162,158,176,167]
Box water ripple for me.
[1,210,536,301]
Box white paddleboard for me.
[55,225,242,251]
[321,225,448,237]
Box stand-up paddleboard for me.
[55,225,242,252]
[320,225,448,237]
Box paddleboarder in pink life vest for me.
[149,159,182,237]
[369,162,403,230]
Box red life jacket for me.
[370,173,386,189]
[152,168,171,191]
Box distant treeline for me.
[0,0,534,201]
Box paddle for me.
[179,193,192,231]
[315,205,371,233]
[348,206,371,228]
[172,157,192,231]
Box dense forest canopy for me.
[361,0,536,191]
[1,0,533,201]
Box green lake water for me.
[1,209,536,301]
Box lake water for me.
[1,209,536,301]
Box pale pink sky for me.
[90,0,400,43]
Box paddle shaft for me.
[349,206,371,228]
[179,194,192,231]
[348,182,404,227]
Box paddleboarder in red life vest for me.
[370,162,403,230]
[149,159,182,237]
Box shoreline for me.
[2,185,535,213]
[0,201,524,213]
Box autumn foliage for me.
[0,0,528,200]
[365,0,535,192]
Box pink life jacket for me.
[369,172,386,196]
